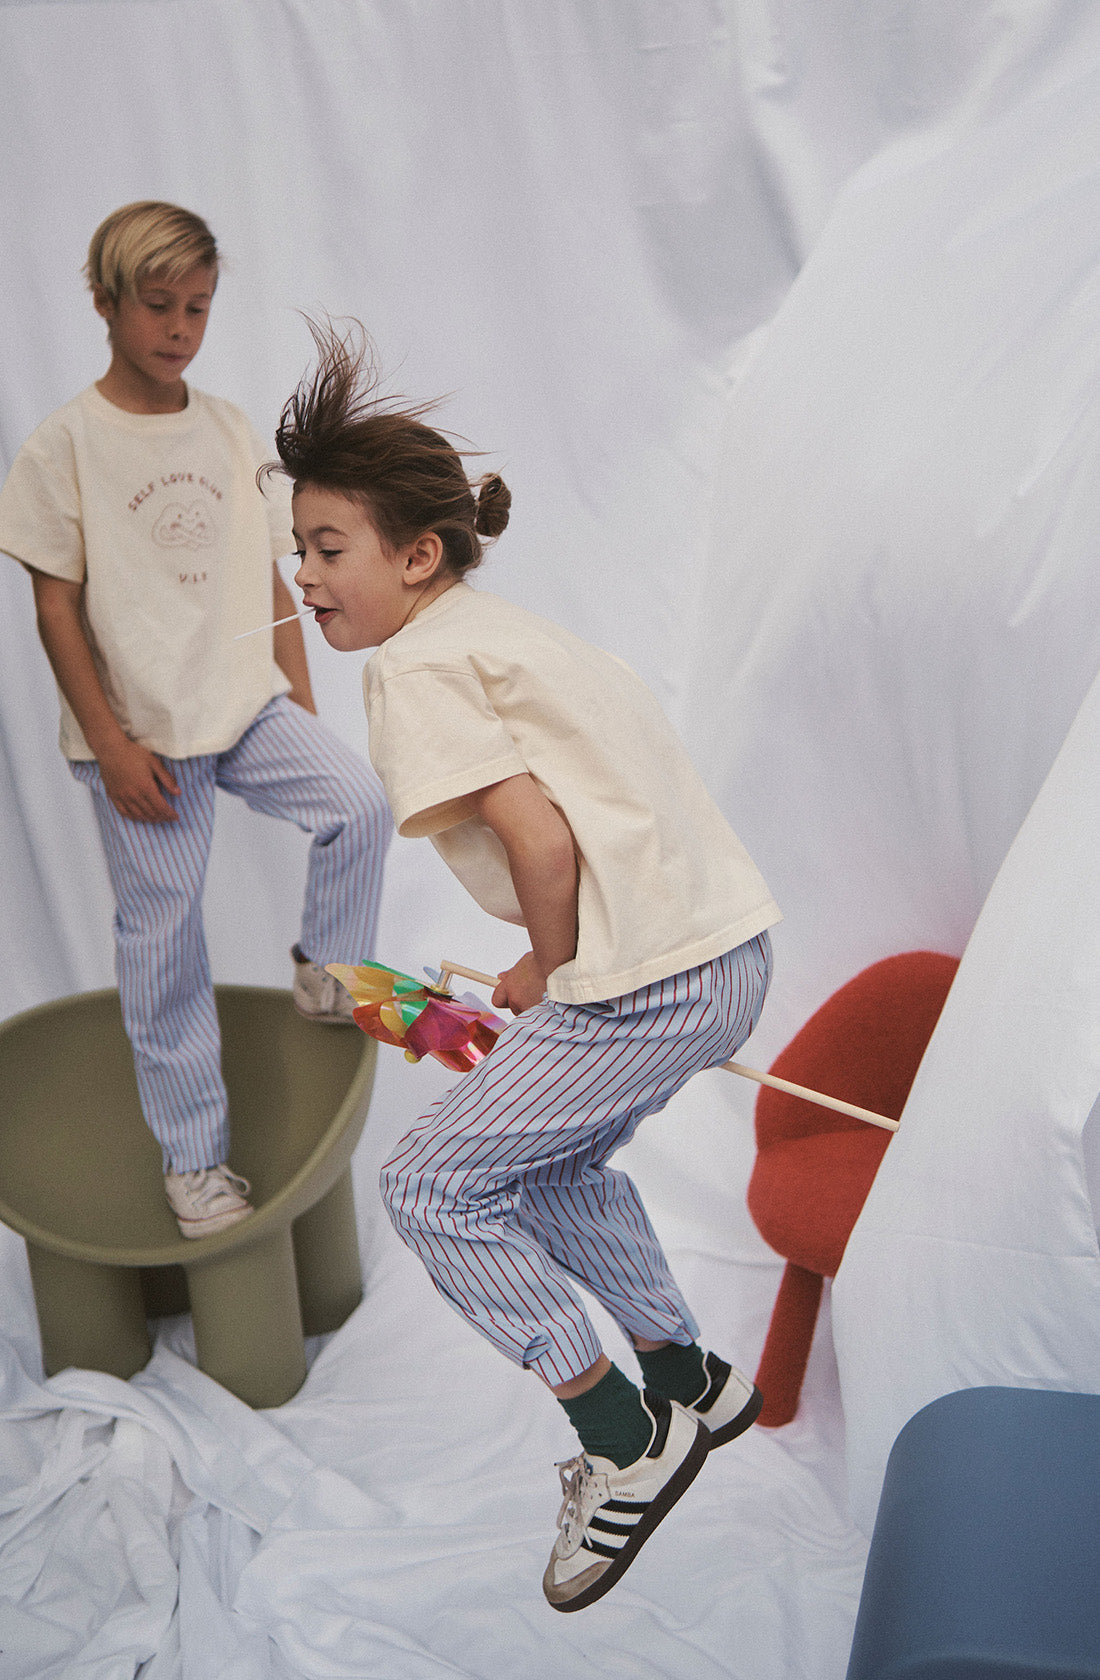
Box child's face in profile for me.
[95,263,215,407]
[292,485,448,651]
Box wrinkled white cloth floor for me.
[0,1142,865,1680]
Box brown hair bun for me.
[474,473,511,539]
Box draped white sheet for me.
[835,664,1100,1533]
[1,2,1098,1674]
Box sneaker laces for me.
[553,1454,610,1559]
[181,1166,250,1212]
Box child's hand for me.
[98,738,181,823]
[492,952,547,1015]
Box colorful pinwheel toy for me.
[325,961,506,1074]
[328,957,899,1131]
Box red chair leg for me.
[755,1261,825,1427]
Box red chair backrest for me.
[755,951,960,1150]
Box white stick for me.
[719,1061,898,1131]
[437,958,899,1132]
[232,608,313,641]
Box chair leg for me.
[292,1167,363,1337]
[25,1243,151,1380]
[185,1226,306,1409]
[754,1261,824,1427]
[140,1264,190,1319]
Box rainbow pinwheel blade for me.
[325,961,506,1071]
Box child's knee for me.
[379,1132,492,1239]
[379,1149,435,1239]
[333,772,392,849]
[312,782,391,854]
[354,778,392,839]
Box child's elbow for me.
[551,833,580,883]
[535,833,580,899]
[507,825,577,890]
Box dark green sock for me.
[559,1363,652,1469]
[635,1341,708,1406]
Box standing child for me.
[0,205,392,1238]
[276,325,781,1611]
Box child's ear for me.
[92,283,116,324]
[404,531,445,584]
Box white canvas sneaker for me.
[164,1165,253,1239]
[683,1352,763,1447]
[542,1391,710,1612]
[291,945,357,1023]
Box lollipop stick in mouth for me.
[233,608,313,641]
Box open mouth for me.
[313,607,336,625]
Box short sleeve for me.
[0,425,86,581]
[366,663,527,837]
[242,420,294,563]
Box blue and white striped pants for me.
[381,931,772,1386]
[72,695,392,1172]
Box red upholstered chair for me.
[746,951,959,1427]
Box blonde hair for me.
[84,201,219,302]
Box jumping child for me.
[276,324,781,1611]
[0,206,392,1238]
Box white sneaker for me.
[164,1165,253,1239]
[291,945,357,1023]
[683,1352,762,1447]
[542,1392,710,1612]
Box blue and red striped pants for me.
[381,932,772,1386]
[72,694,391,1171]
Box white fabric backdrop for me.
[1,2,1099,1675]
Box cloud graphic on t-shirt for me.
[152,502,216,549]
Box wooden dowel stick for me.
[437,960,899,1133]
[438,960,498,989]
[719,1061,898,1132]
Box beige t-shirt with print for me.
[365,583,781,1005]
[0,384,292,759]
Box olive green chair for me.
[0,986,377,1409]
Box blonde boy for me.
[0,203,391,1236]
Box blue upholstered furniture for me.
[846,1386,1100,1680]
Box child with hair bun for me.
[277,323,781,1612]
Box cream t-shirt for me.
[365,583,781,1004]
[0,384,292,759]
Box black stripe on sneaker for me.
[643,1391,672,1456]
[585,1503,644,1550]
[692,1352,732,1416]
[553,1406,711,1614]
[589,1515,640,1540]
